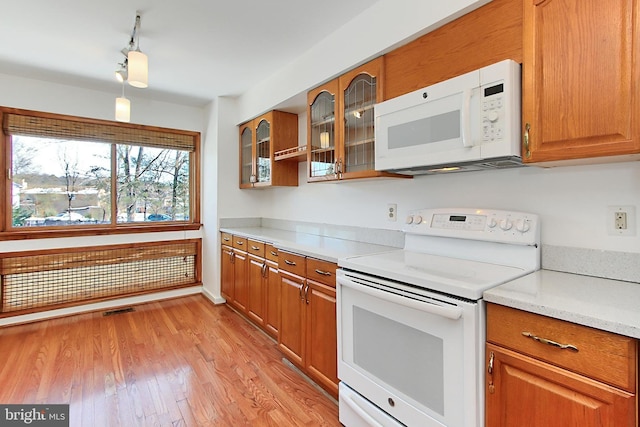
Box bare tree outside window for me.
[11,135,190,227]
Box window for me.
[3,108,200,235]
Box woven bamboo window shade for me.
[3,112,196,151]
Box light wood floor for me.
[0,295,340,426]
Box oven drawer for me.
[278,251,306,276]
[307,258,337,287]
[487,303,637,392]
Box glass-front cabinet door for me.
[307,57,405,182]
[337,57,386,180]
[342,73,377,174]
[308,79,339,181]
[239,121,254,188]
[255,118,271,184]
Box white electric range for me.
[337,208,540,427]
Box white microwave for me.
[374,59,522,174]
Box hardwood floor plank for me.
[0,295,340,426]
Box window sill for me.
[0,223,202,241]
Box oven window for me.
[353,306,445,415]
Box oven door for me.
[337,269,483,427]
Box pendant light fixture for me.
[113,11,148,121]
[127,49,148,88]
[115,81,130,122]
[127,13,148,88]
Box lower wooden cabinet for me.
[220,233,339,399]
[486,303,637,427]
[279,267,306,368]
[247,253,267,327]
[486,344,635,427]
[278,251,339,399]
[264,257,280,338]
[220,241,235,301]
[305,278,338,397]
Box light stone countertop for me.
[219,226,399,263]
[483,269,640,339]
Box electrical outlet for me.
[387,203,397,222]
[615,212,627,230]
[607,206,636,236]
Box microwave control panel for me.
[481,82,505,143]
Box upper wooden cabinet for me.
[307,57,408,182]
[239,110,299,188]
[522,0,640,164]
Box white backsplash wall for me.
[243,111,640,254]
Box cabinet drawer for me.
[487,303,637,392]
[247,240,265,257]
[221,232,233,246]
[278,251,306,276]
[232,236,247,250]
[306,258,337,287]
[266,244,279,262]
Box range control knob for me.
[516,219,531,233]
[413,215,423,224]
[406,215,414,224]
[499,219,512,231]
[487,218,498,228]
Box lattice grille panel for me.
[1,241,199,314]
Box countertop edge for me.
[219,226,399,263]
[484,270,640,339]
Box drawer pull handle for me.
[223,237,230,242]
[314,269,332,276]
[270,251,278,257]
[251,245,260,251]
[522,332,579,352]
[236,241,244,245]
[284,259,296,266]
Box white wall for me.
[236,0,493,121]
[0,73,211,306]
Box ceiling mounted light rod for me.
[127,11,148,88]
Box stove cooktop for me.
[338,208,541,301]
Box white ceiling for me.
[0,1,379,106]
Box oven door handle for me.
[341,392,385,427]
[339,278,463,320]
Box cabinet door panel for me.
[264,261,280,339]
[220,245,234,301]
[486,344,635,427]
[239,122,254,188]
[247,255,266,326]
[523,0,640,162]
[232,250,248,312]
[305,280,338,399]
[278,271,305,368]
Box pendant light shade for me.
[127,50,148,88]
[115,96,131,122]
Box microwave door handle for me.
[339,277,463,320]
[461,88,474,147]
